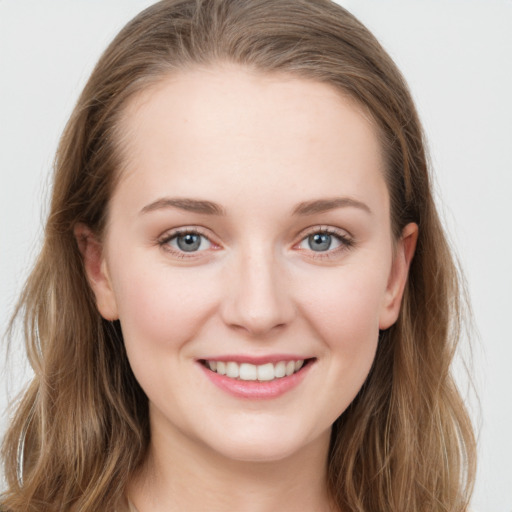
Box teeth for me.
[205,359,306,381]
[274,361,286,378]
[239,363,257,381]
[216,361,226,375]
[257,363,274,381]
[226,362,239,378]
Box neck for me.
[128,415,336,512]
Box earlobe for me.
[74,223,119,321]
[379,222,418,330]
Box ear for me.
[379,222,418,330]
[74,223,119,321]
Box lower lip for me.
[198,361,314,400]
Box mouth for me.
[199,358,315,382]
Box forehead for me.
[113,65,388,216]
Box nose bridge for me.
[221,240,294,335]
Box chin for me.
[212,440,304,464]
[199,421,329,464]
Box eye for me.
[161,230,213,253]
[302,232,339,252]
[297,229,352,254]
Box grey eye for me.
[175,233,206,252]
[307,233,333,251]
[298,231,345,253]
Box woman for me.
[1,0,476,510]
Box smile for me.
[198,357,315,399]
[203,359,305,381]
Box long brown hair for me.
[1,1,476,510]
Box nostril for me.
[218,264,296,335]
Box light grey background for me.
[1,1,511,510]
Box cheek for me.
[109,256,218,354]
[300,264,388,336]
[295,264,389,419]
[294,260,389,383]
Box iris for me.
[308,233,333,252]
[177,233,202,252]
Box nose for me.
[220,245,296,337]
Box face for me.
[82,65,416,464]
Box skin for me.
[77,65,417,512]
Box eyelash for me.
[294,226,354,261]
[157,226,354,259]
[158,228,217,259]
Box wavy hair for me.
[1,1,476,510]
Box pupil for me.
[309,233,331,251]
[177,233,201,252]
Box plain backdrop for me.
[1,1,511,510]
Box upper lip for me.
[198,354,314,365]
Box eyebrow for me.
[140,197,226,216]
[293,197,373,216]
[140,196,372,217]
